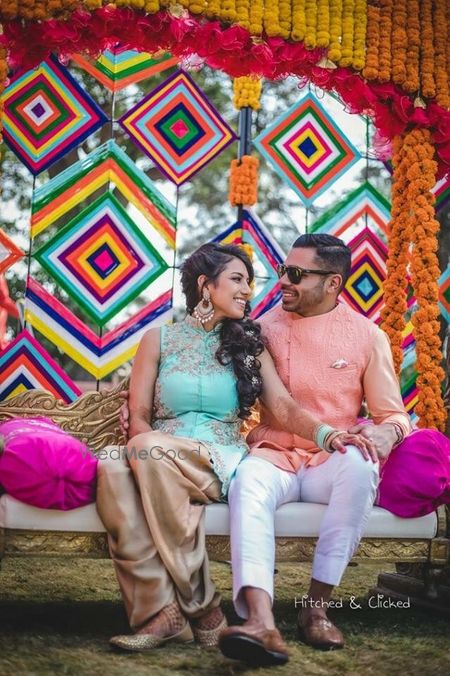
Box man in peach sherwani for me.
[219,234,413,665]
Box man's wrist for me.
[384,423,404,447]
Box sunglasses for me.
[276,264,337,285]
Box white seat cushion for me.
[0,494,437,539]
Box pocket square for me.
[330,359,349,369]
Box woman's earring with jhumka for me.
[193,289,215,324]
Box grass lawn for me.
[0,558,449,675]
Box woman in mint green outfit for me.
[96,243,368,655]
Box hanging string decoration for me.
[254,92,360,205]
[71,45,178,91]
[25,279,173,379]
[0,329,81,402]
[119,70,236,185]
[1,55,107,175]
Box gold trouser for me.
[96,432,222,629]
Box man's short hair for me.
[292,233,351,289]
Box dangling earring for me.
[193,289,215,324]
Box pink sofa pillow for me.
[0,417,98,510]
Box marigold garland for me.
[327,0,341,61]
[419,0,435,99]
[433,0,449,109]
[233,75,262,109]
[380,134,409,375]
[220,0,237,23]
[391,0,407,86]
[405,128,446,430]
[315,0,329,49]
[229,155,259,206]
[361,2,379,79]
[304,0,317,48]
[248,0,263,34]
[263,0,282,38]
[377,0,392,82]
[291,0,306,42]
[404,0,420,93]
[234,0,249,28]
[351,0,366,70]
[338,0,354,68]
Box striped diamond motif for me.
[119,71,236,185]
[2,55,107,175]
[34,193,168,326]
[254,93,359,205]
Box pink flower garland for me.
[2,5,450,179]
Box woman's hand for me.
[330,432,378,463]
[118,390,130,439]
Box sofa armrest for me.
[0,378,129,453]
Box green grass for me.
[0,558,449,675]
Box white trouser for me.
[229,447,379,618]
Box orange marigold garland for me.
[381,134,410,375]
[229,155,259,207]
[433,0,450,109]
[378,0,393,82]
[391,0,407,86]
[419,0,435,99]
[404,0,420,93]
[362,2,379,80]
[406,129,446,430]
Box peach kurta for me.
[248,303,412,472]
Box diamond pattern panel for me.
[310,183,391,239]
[72,46,177,92]
[25,278,173,379]
[341,227,388,322]
[438,265,450,323]
[119,71,236,185]
[0,229,25,274]
[213,209,285,319]
[2,55,107,175]
[31,140,176,246]
[254,93,360,205]
[0,329,81,402]
[33,193,168,326]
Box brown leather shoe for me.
[219,624,289,666]
[297,614,344,651]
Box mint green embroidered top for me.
[151,317,248,498]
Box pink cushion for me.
[378,429,450,517]
[0,417,98,510]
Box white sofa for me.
[0,384,448,605]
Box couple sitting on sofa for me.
[1,236,449,667]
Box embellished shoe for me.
[110,622,194,652]
[191,611,228,648]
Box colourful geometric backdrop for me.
[1,48,447,423]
